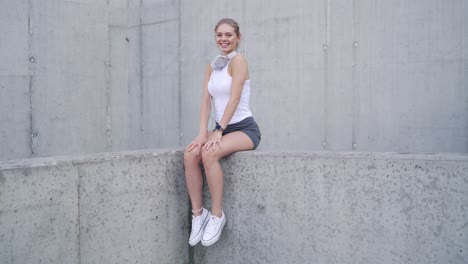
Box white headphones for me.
[210,51,238,70]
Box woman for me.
[184,18,261,247]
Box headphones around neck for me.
[211,51,238,70]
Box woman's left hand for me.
[204,131,223,151]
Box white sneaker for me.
[189,208,210,246]
[201,211,226,246]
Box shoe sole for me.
[188,213,210,246]
[201,216,226,247]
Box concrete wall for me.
[1,0,468,161]
[180,0,468,153]
[0,0,181,161]
[195,151,468,263]
[0,149,189,264]
[1,149,467,263]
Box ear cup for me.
[211,55,229,70]
[210,51,238,70]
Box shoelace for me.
[190,215,203,236]
[205,216,220,234]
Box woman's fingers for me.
[204,142,211,150]
[202,134,223,151]
[203,141,221,151]
[204,141,211,150]
[186,142,201,153]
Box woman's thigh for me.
[202,131,254,160]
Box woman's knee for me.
[184,149,201,167]
[201,149,220,165]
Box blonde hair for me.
[214,18,241,37]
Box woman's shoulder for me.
[232,52,247,62]
[230,53,248,67]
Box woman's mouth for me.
[219,42,230,48]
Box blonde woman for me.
[184,18,261,247]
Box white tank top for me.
[207,56,253,124]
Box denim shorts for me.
[216,116,261,149]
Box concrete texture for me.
[1,0,468,161]
[194,151,468,264]
[0,0,182,161]
[0,149,189,264]
[1,149,467,263]
[0,0,32,160]
[180,0,468,153]
[0,164,80,264]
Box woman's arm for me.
[198,64,213,136]
[186,64,213,154]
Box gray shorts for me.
[217,116,261,149]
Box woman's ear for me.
[236,34,242,48]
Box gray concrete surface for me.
[0,149,189,264]
[1,0,468,161]
[0,162,80,264]
[180,0,468,153]
[1,149,467,263]
[0,0,182,161]
[194,151,468,264]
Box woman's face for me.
[215,23,240,55]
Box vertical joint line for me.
[29,78,34,156]
[187,203,194,263]
[126,0,131,148]
[28,0,35,157]
[457,0,463,101]
[323,0,329,150]
[351,0,358,151]
[77,165,82,264]
[106,4,112,151]
[178,0,182,146]
[242,0,246,54]
[139,0,144,148]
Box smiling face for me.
[215,23,240,55]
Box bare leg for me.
[201,131,254,217]
[184,148,204,216]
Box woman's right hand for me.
[185,134,208,155]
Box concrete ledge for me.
[195,151,468,264]
[0,149,188,264]
[1,150,468,263]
